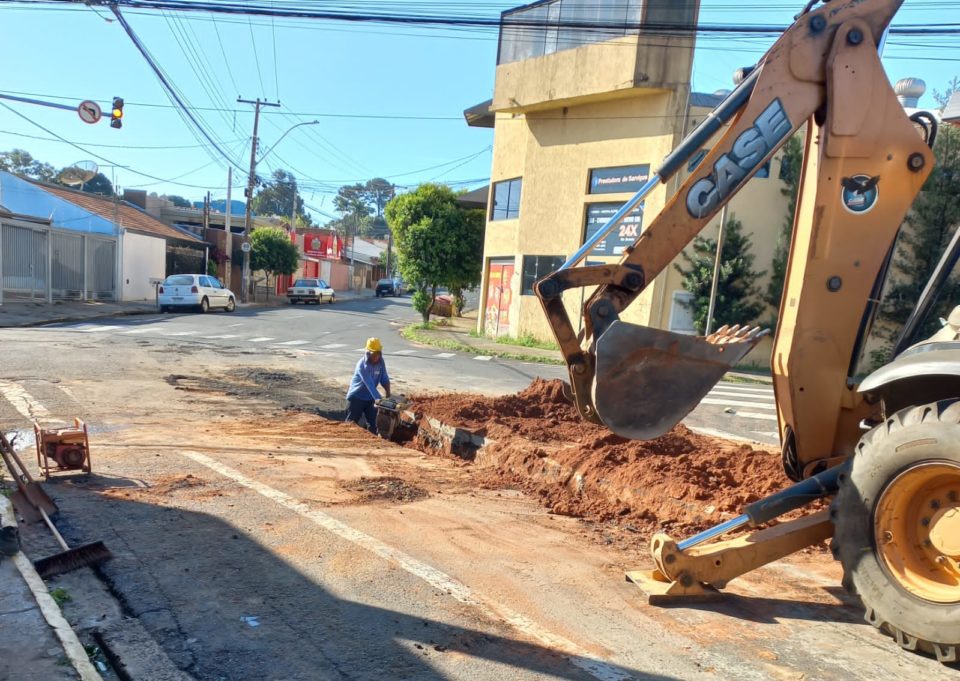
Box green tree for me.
[933,76,960,110]
[163,194,192,208]
[334,182,372,237]
[763,133,804,324]
[385,183,485,323]
[251,169,312,226]
[879,124,960,346]
[250,227,299,298]
[0,149,56,181]
[77,172,114,198]
[674,215,766,335]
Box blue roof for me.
[0,171,115,235]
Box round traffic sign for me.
[241,242,252,253]
[77,100,102,125]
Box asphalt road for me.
[45,297,779,446]
[0,303,945,681]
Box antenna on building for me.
[58,160,99,186]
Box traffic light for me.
[110,97,124,129]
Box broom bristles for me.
[33,541,112,579]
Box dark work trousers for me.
[346,397,378,434]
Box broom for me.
[33,506,112,579]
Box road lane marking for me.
[164,331,198,336]
[701,398,776,410]
[433,353,455,359]
[274,340,310,346]
[319,343,346,349]
[226,323,244,327]
[121,327,160,334]
[0,380,65,425]
[393,350,416,355]
[714,384,772,394]
[183,450,631,681]
[474,356,493,361]
[708,390,773,401]
[82,325,122,333]
[248,337,275,342]
[201,334,238,339]
[737,411,779,421]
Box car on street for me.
[287,278,335,304]
[376,277,403,297]
[158,274,236,313]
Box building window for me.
[491,178,522,221]
[669,291,697,335]
[521,255,565,295]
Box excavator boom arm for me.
[536,0,932,467]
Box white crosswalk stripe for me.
[274,340,310,346]
[433,353,456,359]
[248,337,275,342]
[82,325,122,333]
[474,355,493,361]
[201,334,238,339]
[393,350,416,355]
[319,343,346,349]
[738,412,779,421]
[164,331,198,336]
[701,397,776,410]
[708,390,773,400]
[226,323,244,328]
[714,383,772,394]
[121,327,160,334]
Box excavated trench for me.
[400,379,789,536]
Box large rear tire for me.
[832,400,960,663]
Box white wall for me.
[121,231,166,301]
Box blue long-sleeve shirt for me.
[346,356,390,401]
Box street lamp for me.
[242,119,319,303]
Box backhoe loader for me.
[535,0,959,663]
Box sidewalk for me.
[407,310,775,382]
[406,310,563,363]
[0,288,378,329]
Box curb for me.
[0,308,157,330]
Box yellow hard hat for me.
[365,337,383,352]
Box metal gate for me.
[1,219,117,304]
[1,222,48,301]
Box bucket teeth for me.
[934,643,957,664]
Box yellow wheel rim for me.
[875,461,960,604]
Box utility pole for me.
[705,203,730,337]
[224,167,232,290]
[237,97,281,303]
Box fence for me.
[0,219,117,304]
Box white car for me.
[287,278,335,305]
[158,274,236,313]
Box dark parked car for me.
[376,278,403,297]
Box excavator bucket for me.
[593,321,769,440]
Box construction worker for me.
[345,337,391,434]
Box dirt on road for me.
[408,379,787,535]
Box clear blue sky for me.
[0,1,955,224]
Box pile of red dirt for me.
[410,379,787,534]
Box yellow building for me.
[466,0,792,366]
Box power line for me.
[0,101,229,190]
[109,7,246,173]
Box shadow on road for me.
[39,476,672,681]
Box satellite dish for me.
[58,160,99,186]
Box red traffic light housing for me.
[110,97,124,129]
